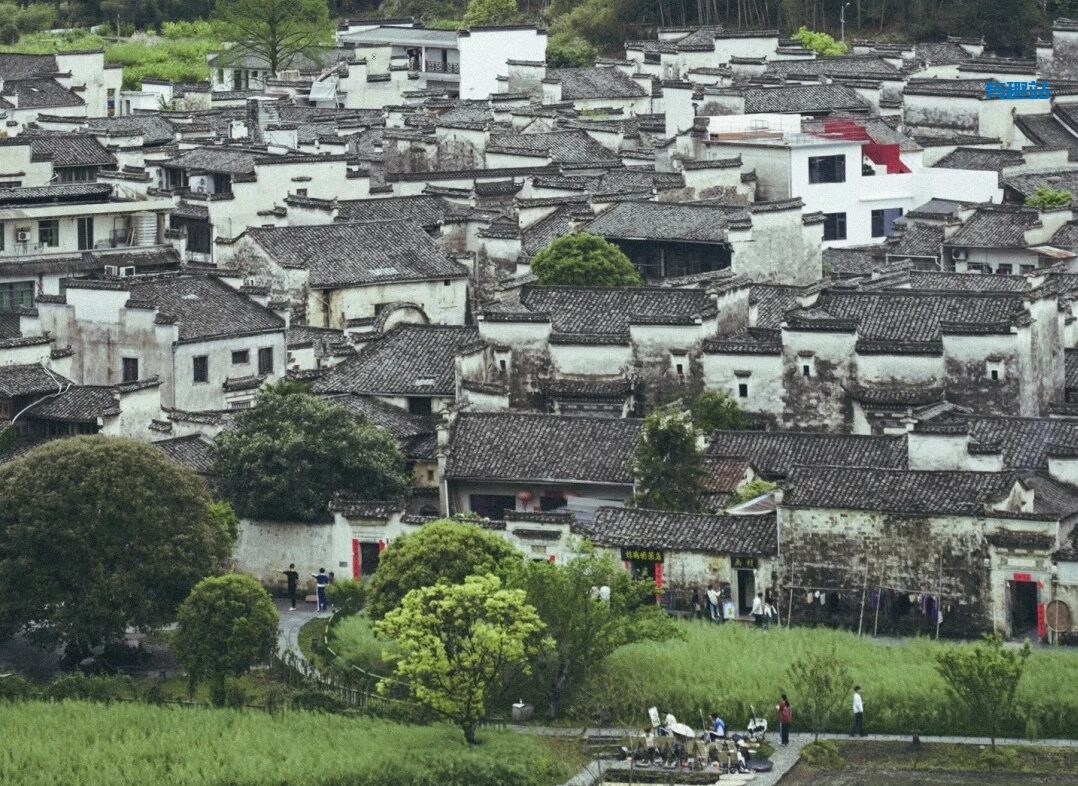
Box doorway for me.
[737,569,755,617]
[359,542,381,578]
[1009,579,1038,636]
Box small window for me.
[232,350,249,365]
[823,212,847,241]
[408,396,433,415]
[296,188,307,197]
[802,364,811,378]
[0,281,34,312]
[121,357,139,382]
[871,207,903,238]
[676,363,684,377]
[986,361,1004,381]
[443,279,451,286]
[258,347,273,375]
[498,359,507,374]
[991,369,999,380]
[997,264,1013,275]
[230,400,252,410]
[1020,264,1035,274]
[427,468,435,481]
[808,154,846,184]
[38,219,59,248]
[193,355,209,383]
[738,383,748,399]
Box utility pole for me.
[840,2,850,45]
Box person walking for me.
[776,694,792,745]
[706,584,720,623]
[312,568,330,612]
[281,564,299,611]
[752,592,765,627]
[691,586,702,621]
[852,686,865,737]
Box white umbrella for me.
[671,722,695,738]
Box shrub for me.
[1026,186,1072,210]
[0,674,35,701]
[546,35,596,67]
[800,739,845,768]
[326,579,368,616]
[42,675,135,703]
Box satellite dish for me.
[1045,600,1072,633]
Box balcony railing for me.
[424,61,460,74]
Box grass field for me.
[0,701,580,786]
[567,623,1078,738]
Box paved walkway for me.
[275,599,329,660]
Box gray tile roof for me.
[321,392,433,440]
[335,195,455,227]
[244,220,467,288]
[509,284,715,337]
[445,411,642,484]
[905,271,1027,292]
[766,55,901,80]
[903,78,993,98]
[547,67,647,100]
[24,385,118,422]
[126,275,284,343]
[87,114,176,146]
[907,198,968,218]
[916,413,1078,470]
[750,284,808,327]
[0,182,112,207]
[823,245,882,278]
[520,205,578,261]
[742,84,870,114]
[932,147,1024,172]
[1003,170,1078,200]
[914,41,972,66]
[1067,348,1078,391]
[1,78,82,108]
[583,201,748,243]
[0,363,70,398]
[312,324,479,396]
[585,507,777,554]
[784,465,1021,516]
[486,130,621,166]
[153,434,214,474]
[165,146,259,175]
[1013,114,1078,161]
[945,205,1040,248]
[792,289,1029,343]
[22,134,116,168]
[886,223,943,258]
[0,53,58,80]
[707,430,907,479]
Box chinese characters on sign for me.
[621,547,665,563]
[730,555,759,569]
[984,80,1051,100]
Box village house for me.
[0,51,122,130]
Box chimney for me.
[246,97,263,144]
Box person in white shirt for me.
[751,592,765,627]
[852,686,865,736]
[706,585,720,623]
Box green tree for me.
[546,35,597,67]
[1026,186,1073,210]
[531,233,643,287]
[463,0,517,26]
[366,519,522,620]
[787,646,852,740]
[692,389,746,432]
[174,574,279,703]
[791,26,848,56]
[514,548,679,718]
[0,437,234,656]
[632,408,706,512]
[730,478,777,505]
[935,634,1031,748]
[376,573,548,744]
[213,0,331,75]
[326,579,368,616]
[212,387,408,523]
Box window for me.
[0,281,34,312]
[230,400,252,410]
[498,359,507,374]
[997,264,1013,275]
[295,188,307,197]
[121,357,138,383]
[232,349,249,365]
[802,364,812,378]
[443,279,451,286]
[738,383,749,399]
[407,396,433,416]
[427,468,435,482]
[77,216,94,251]
[987,360,1005,381]
[193,355,208,383]
[469,494,516,519]
[38,219,59,248]
[871,207,903,238]
[0,182,18,190]
[808,154,846,184]
[822,212,847,241]
[257,347,273,375]
[0,221,4,251]
[676,363,684,378]
[1021,264,1035,274]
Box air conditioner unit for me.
[952,248,968,261]
[104,264,120,276]
[119,266,136,278]
[15,230,29,242]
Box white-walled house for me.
[36,274,286,412]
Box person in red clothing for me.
[776,694,793,745]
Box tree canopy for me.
[632,407,707,512]
[366,519,523,620]
[174,573,279,703]
[531,233,643,287]
[212,386,409,523]
[787,645,852,740]
[935,634,1031,747]
[376,573,549,743]
[463,0,517,26]
[791,26,847,55]
[0,437,235,654]
[212,0,331,75]
[692,389,746,433]
[514,548,680,718]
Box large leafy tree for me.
[366,519,522,620]
[376,573,549,743]
[693,389,746,433]
[212,386,409,523]
[632,407,707,512]
[463,0,517,26]
[174,574,279,703]
[213,0,331,75]
[935,634,1031,747]
[0,437,234,655]
[787,645,852,740]
[531,233,643,287]
[514,549,680,718]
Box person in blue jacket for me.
[313,568,330,612]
